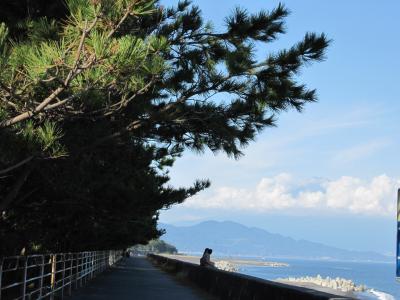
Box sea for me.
[239,259,399,300]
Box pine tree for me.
[0,0,329,255]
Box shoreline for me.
[160,254,359,299]
[161,253,289,267]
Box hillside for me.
[160,221,391,262]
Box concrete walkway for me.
[69,257,215,300]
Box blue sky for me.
[159,0,400,255]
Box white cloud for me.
[183,174,399,216]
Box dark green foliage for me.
[130,239,178,254]
[0,0,66,22]
[0,0,329,256]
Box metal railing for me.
[0,250,123,300]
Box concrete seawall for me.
[148,254,356,300]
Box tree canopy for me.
[0,0,329,256]
[130,239,178,254]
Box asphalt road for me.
[68,256,215,300]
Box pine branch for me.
[0,156,34,175]
[0,161,35,212]
[0,17,98,128]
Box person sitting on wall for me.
[200,248,215,267]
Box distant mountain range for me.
[160,221,391,262]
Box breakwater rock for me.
[278,275,367,293]
[214,260,238,272]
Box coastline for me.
[160,254,359,298]
[160,253,289,267]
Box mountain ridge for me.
[159,220,391,262]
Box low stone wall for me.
[148,254,355,300]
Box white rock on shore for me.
[214,260,238,272]
[278,275,367,293]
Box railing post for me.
[82,253,85,286]
[79,253,82,288]
[67,254,72,296]
[83,252,88,285]
[21,257,27,300]
[61,254,65,300]
[93,252,97,277]
[91,252,94,279]
[84,253,87,286]
[92,252,95,277]
[39,256,45,298]
[0,258,3,300]
[102,252,105,271]
[105,251,108,269]
[50,254,56,300]
[74,253,78,290]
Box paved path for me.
[69,257,215,300]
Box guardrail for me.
[0,250,123,300]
